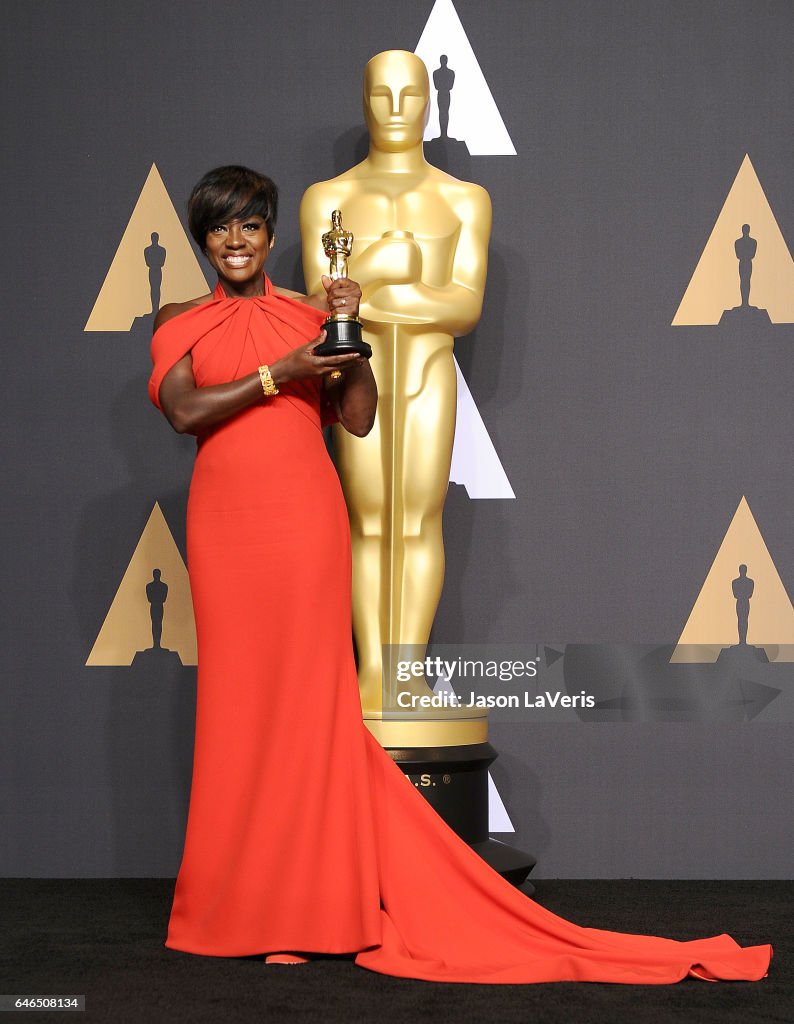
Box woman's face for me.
[204,214,271,293]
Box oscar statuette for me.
[312,210,372,358]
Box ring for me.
[340,298,346,306]
[329,370,343,381]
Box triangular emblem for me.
[673,155,794,325]
[671,496,794,662]
[415,0,516,155]
[488,773,515,833]
[86,502,197,666]
[85,163,209,331]
[450,358,515,498]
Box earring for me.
[269,234,276,251]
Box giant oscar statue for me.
[301,49,534,883]
[300,49,490,748]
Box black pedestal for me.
[387,742,537,891]
[314,316,372,357]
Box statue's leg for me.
[395,344,456,654]
[439,97,450,138]
[151,609,163,649]
[738,606,749,645]
[740,265,751,307]
[334,337,391,712]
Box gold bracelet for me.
[258,364,279,397]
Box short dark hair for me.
[187,165,278,248]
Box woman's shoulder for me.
[154,293,214,331]
[272,284,307,301]
[272,283,328,315]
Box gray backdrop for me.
[1,0,792,878]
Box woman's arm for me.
[313,275,377,437]
[155,278,376,436]
[324,359,377,437]
[157,333,365,436]
[300,275,361,315]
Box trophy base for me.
[315,315,372,358]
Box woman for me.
[149,166,772,983]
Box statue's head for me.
[151,232,159,243]
[742,224,750,235]
[363,50,429,153]
[153,569,161,580]
[739,564,747,575]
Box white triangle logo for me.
[488,773,515,833]
[450,358,515,498]
[415,0,516,156]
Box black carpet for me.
[1,880,789,1023]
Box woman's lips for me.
[223,254,252,267]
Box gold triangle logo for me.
[671,496,794,663]
[86,502,197,666]
[84,163,209,331]
[672,154,794,325]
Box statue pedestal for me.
[716,643,770,666]
[718,305,772,326]
[366,716,537,890]
[131,646,183,669]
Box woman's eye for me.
[243,222,260,231]
[209,225,225,234]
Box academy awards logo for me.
[673,154,794,325]
[87,502,196,667]
[519,495,793,722]
[671,495,794,663]
[414,1,517,498]
[415,0,515,157]
[450,361,514,498]
[85,163,209,332]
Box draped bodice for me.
[148,276,332,431]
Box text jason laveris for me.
[396,691,596,709]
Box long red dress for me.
[148,277,772,984]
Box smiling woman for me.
[188,166,277,297]
[147,165,771,984]
[152,166,375,436]
[148,164,379,965]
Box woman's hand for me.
[322,274,362,317]
[269,330,366,388]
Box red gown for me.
[148,277,772,984]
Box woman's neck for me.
[217,274,266,299]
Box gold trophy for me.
[313,210,372,358]
[300,52,491,741]
[299,51,535,889]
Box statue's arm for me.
[300,184,425,305]
[361,185,492,336]
[300,181,492,336]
